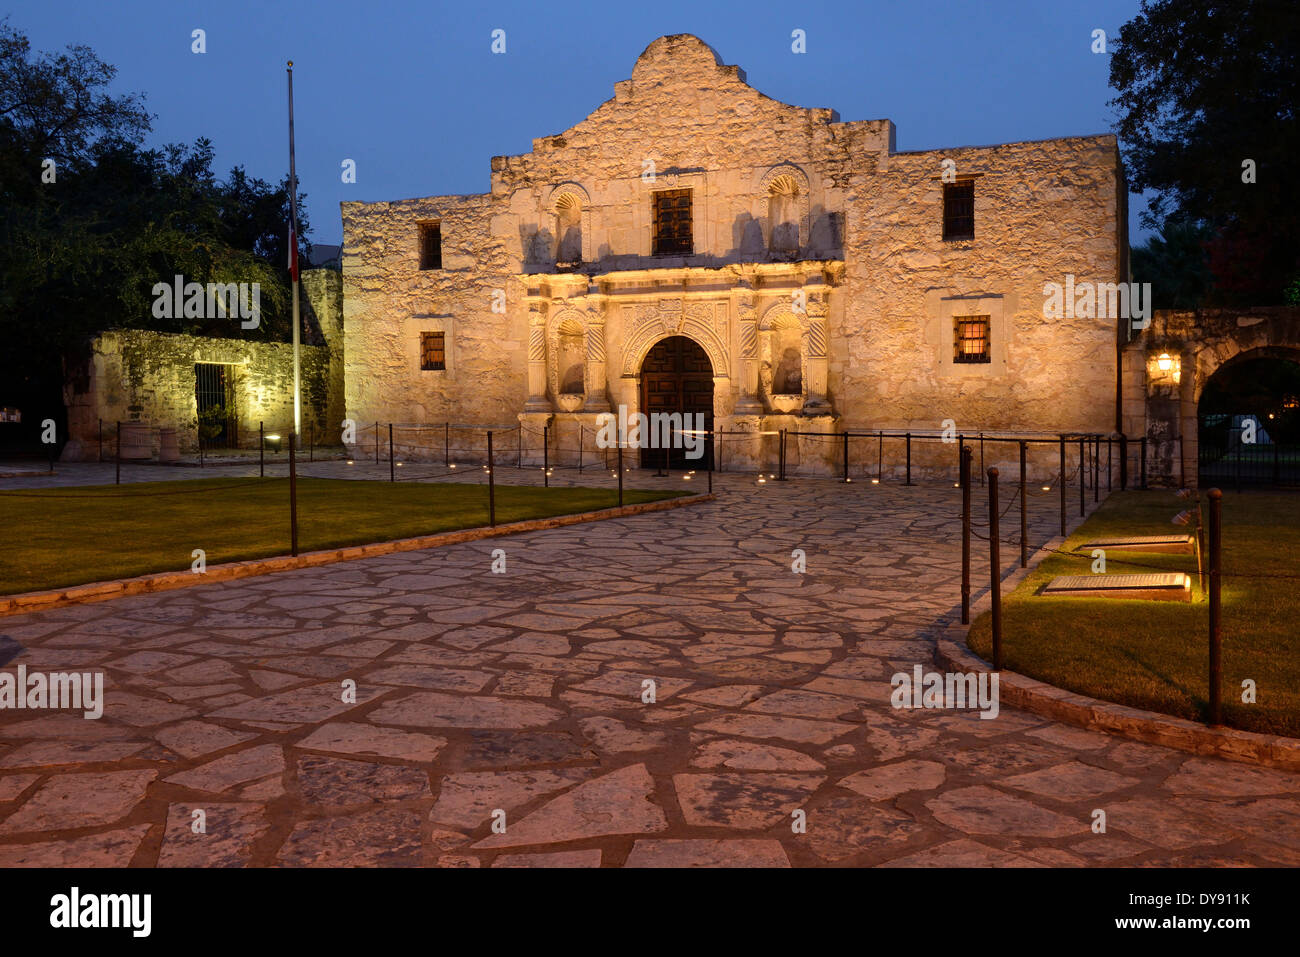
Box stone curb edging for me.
[935,494,1300,769]
[935,635,1300,771]
[0,493,715,618]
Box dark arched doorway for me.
[639,336,713,469]
[1198,351,1300,487]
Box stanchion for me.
[288,431,299,557]
[1207,488,1223,726]
[708,430,714,493]
[389,424,394,482]
[1093,435,1100,502]
[905,432,913,486]
[115,421,121,485]
[1079,436,1086,517]
[961,446,972,625]
[543,424,549,488]
[979,433,985,487]
[958,434,965,488]
[778,429,787,481]
[487,431,496,527]
[1019,440,1028,568]
[876,432,883,484]
[989,466,1002,669]
[1058,434,1066,536]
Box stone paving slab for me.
[1,474,1298,867]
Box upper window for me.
[418,222,442,270]
[420,331,446,370]
[953,316,990,364]
[652,188,693,256]
[942,181,975,240]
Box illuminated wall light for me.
[1156,353,1174,372]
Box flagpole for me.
[287,60,301,444]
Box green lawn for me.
[0,477,684,595]
[969,489,1300,737]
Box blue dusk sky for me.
[8,0,1151,246]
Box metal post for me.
[708,429,714,493]
[115,422,121,485]
[543,424,549,488]
[1058,435,1066,536]
[1093,435,1100,502]
[1079,436,1086,517]
[617,441,624,508]
[1207,488,1223,725]
[1019,440,1028,568]
[260,421,265,478]
[877,431,883,483]
[905,432,913,486]
[389,423,394,482]
[842,430,849,483]
[288,431,299,557]
[961,446,972,625]
[989,466,1002,670]
[1119,432,1128,490]
[778,428,787,481]
[958,434,965,487]
[487,431,496,527]
[979,433,985,487]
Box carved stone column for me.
[583,310,612,413]
[734,287,763,415]
[524,305,551,412]
[802,283,831,415]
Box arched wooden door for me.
[638,336,713,469]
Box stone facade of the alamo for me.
[341,35,1127,477]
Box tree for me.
[1130,218,1214,309]
[1110,0,1300,304]
[0,19,311,449]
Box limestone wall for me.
[339,34,1124,478]
[62,268,344,459]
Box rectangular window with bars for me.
[953,316,991,363]
[652,188,693,256]
[419,222,442,270]
[420,331,446,370]
[943,181,975,240]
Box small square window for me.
[652,188,693,256]
[953,316,990,363]
[943,181,975,240]
[419,222,442,270]
[420,331,446,370]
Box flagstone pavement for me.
[1,476,1298,868]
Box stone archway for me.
[1195,346,1300,487]
[1124,308,1300,486]
[637,335,714,469]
